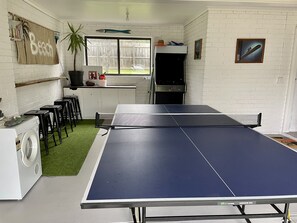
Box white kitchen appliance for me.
[0,116,42,200]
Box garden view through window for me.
[85,37,151,75]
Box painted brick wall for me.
[282,11,297,132]
[3,2,296,133]
[7,0,64,114]
[0,0,18,117]
[184,11,208,105]
[185,8,297,133]
[63,22,184,103]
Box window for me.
[85,37,151,75]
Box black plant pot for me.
[69,71,84,86]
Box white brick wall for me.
[185,8,297,134]
[184,11,208,105]
[286,12,297,132]
[63,22,184,104]
[6,0,64,114]
[0,0,18,117]
[2,2,297,133]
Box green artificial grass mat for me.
[40,119,99,176]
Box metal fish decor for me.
[96,29,131,34]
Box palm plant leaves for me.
[16,18,30,40]
[62,23,86,71]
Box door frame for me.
[282,25,297,133]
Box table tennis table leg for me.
[141,207,146,223]
[271,203,291,223]
[130,208,137,223]
[282,203,290,223]
[130,204,292,223]
[235,205,251,223]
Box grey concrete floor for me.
[0,129,296,223]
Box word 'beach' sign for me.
[15,19,58,65]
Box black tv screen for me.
[155,53,186,85]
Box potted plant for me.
[62,22,86,86]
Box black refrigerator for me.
[154,46,187,104]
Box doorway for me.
[283,25,297,137]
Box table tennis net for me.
[95,112,262,128]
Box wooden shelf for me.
[15,77,61,88]
[64,85,136,90]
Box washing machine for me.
[0,116,42,200]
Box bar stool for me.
[63,95,83,121]
[40,105,69,144]
[64,99,77,127]
[24,110,57,155]
[62,99,76,127]
[54,99,75,131]
[62,97,78,123]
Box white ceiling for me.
[27,0,297,25]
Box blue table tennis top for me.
[82,105,297,208]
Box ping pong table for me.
[81,104,297,223]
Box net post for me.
[257,113,262,127]
[95,112,101,128]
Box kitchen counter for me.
[63,86,136,118]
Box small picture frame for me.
[88,71,98,80]
[235,39,265,63]
[194,39,202,60]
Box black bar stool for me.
[63,95,83,121]
[40,105,69,144]
[24,110,57,155]
[54,99,75,131]
[62,98,78,124]
[62,99,76,127]
[64,99,77,127]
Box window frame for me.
[85,36,152,76]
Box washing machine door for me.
[20,130,39,167]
